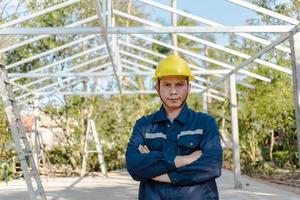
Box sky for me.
[143,0,258,26]
[140,0,262,45]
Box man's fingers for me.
[143,145,150,153]
[138,145,150,154]
[138,145,146,153]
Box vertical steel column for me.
[126,0,133,45]
[107,0,111,26]
[289,27,300,168]
[33,96,41,170]
[109,0,123,90]
[229,74,242,189]
[102,0,107,26]
[202,92,208,113]
[93,0,122,93]
[171,0,178,55]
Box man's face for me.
[157,75,191,109]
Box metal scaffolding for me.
[0,0,300,199]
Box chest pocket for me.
[178,129,203,155]
[145,132,166,150]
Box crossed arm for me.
[126,117,222,186]
[138,144,202,183]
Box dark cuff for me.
[168,170,179,184]
[165,154,176,171]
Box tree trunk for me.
[269,130,274,161]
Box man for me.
[126,55,223,200]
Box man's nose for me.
[170,85,178,95]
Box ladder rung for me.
[12,113,19,119]
[3,79,10,84]
[34,189,46,199]
[8,97,15,102]
[2,73,10,82]
[35,190,45,198]
[28,170,37,177]
[8,99,16,105]
[16,119,25,127]
[0,68,9,82]
[7,90,15,99]
[22,150,33,157]
[87,150,99,153]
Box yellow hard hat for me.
[153,55,194,82]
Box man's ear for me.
[155,84,159,94]
[155,80,160,94]
[188,83,191,93]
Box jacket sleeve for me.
[168,117,223,186]
[126,117,176,181]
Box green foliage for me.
[273,151,290,168]
[222,149,233,170]
[0,103,14,183]
[0,115,9,145]
[48,146,72,166]
[0,161,11,184]
[92,95,159,171]
[47,144,82,170]
[222,0,299,175]
[37,94,160,174]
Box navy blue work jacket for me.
[126,104,223,200]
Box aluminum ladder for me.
[0,65,47,200]
[81,119,108,177]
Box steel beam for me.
[114,9,291,75]
[6,35,98,70]
[11,44,106,82]
[0,16,98,54]
[16,63,111,100]
[227,0,299,25]
[0,25,295,35]
[132,34,271,82]
[200,29,294,95]
[13,55,109,93]
[38,90,225,101]
[0,0,80,28]
[289,29,300,167]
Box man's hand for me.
[138,145,150,154]
[138,144,202,167]
[175,150,202,168]
[152,173,171,183]
[138,144,201,183]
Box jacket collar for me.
[153,103,189,124]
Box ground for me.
[256,170,300,195]
[0,169,300,200]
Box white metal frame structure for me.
[0,0,300,197]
